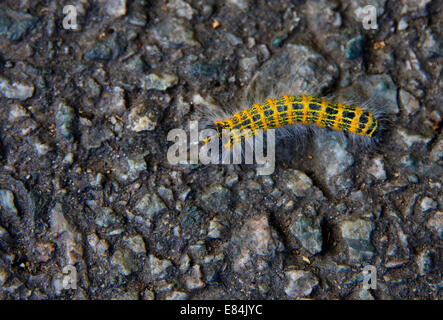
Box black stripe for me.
[342,111,355,119]
[325,107,338,115]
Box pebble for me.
[305,0,341,33]
[127,103,159,132]
[121,152,148,182]
[0,77,34,100]
[421,29,440,58]
[149,254,173,280]
[55,102,75,143]
[124,55,146,73]
[290,216,323,255]
[207,217,225,239]
[82,77,101,98]
[313,134,354,194]
[8,104,28,121]
[0,265,9,286]
[426,211,443,238]
[227,0,250,10]
[87,232,109,258]
[429,138,443,162]
[35,242,55,263]
[100,86,126,115]
[399,89,420,115]
[135,193,167,218]
[367,156,386,181]
[181,206,204,228]
[0,8,39,41]
[238,56,259,83]
[398,18,408,30]
[345,35,364,60]
[416,250,434,275]
[167,0,195,20]
[0,226,11,254]
[200,185,231,213]
[256,44,270,60]
[179,254,190,273]
[340,219,376,263]
[152,19,198,48]
[85,32,126,60]
[50,203,84,265]
[102,0,127,18]
[111,248,138,276]
[122,235,146,254]
[165,291,188,300]
[232,214,282,272]
[188,62,226,81]
[142,73,178,91]
[420,197,437,212]
[185,265,205,290]
[282,169,316,198]
[94,207,120,228]
[225,173,239,187]
[0,189,18,215]
[284,270,319,298]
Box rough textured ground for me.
[0,0,441,300]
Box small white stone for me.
[34,140,52,155]
[399,89,419,115]
[0,77,34,100]
[167,0,195,20]
[122,235,146,254]
[421,197,437,212]
[398,18,408,30]
[368,156,386,180]
[185,265,205,290]
[105,0,127,17]
[285,270,318,297]
[426,211,443,237]
[127,104,157,132]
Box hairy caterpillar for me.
[203,94,379,150]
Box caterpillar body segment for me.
[205,94,379,150]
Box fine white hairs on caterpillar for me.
[183,52,390,175]
[195,87,387,159]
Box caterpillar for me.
[203,94,379,150]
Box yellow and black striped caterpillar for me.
[204,94,379,150]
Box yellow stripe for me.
[254,103,268,130]
[315,98,327,127]
[283,94,293,125]
[226,118,235,130]
[243,108,256,136]
[268,98,281,128]
[301,94,310,124]
[333,103,343,131]
[234,113,250,141]
[349,107,363,134]
[231,128,241,145]
[360,113,373,136]
[234,113,243,129]
[368,118,378,137]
